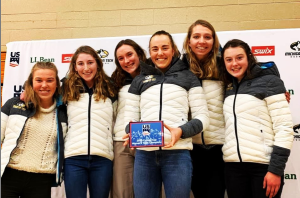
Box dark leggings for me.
[225,162,284,198]
[1,167,55,198]
[190,144,226,198]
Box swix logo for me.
[62,54,73,63]
[251,46,275,56]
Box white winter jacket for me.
[124,59,209,151]
[113,80,139,141]
[192,80,225,145]
[222,62,293,176]
[64,88,117,161]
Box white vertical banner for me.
[3,29,300,198]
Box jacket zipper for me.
[233,83,242,162]
[159,75,165,150]
[88,93,92,159]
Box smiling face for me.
[33,68,57,107]
[224,47,249,82]
[188,25,214,61]
[116,44,140,78]
[149,34,174,73]
[75,53,98,88]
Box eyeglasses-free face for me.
[224,47,249,82]
[150,35,174,73]
[75,53,98,88]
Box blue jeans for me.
[64,155,113,198]
[134,149,192,198]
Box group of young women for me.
[1,19,294,198]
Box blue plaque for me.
[129,121,164,148]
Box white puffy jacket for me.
[113,81,140,141]
[192,80,225,145]
[65,91,117,161]
[222,62,293,176]
[124,59,209,151]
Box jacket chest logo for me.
[143,75,156,83]
[13,102,26,111]
[226,83,233,91]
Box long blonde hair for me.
[183,19,220,79]
[63,45,116,103]
[24,62,61,117]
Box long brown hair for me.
[24,62,61,117]
[63,45,116,103]
[183,19,220,79]
[111,39,147,91]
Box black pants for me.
[225,162,284,198]
[1,167,55,198]
[190,144,226,198]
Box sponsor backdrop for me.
[3,28,300,198]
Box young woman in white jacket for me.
[124,30,209,198]
[111,39,147,198]
[62,46,117,198]
[182,19,226,198]
[1,62,67,198]
[218,39,294,198]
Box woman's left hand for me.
[263,171,281,198]
[163,123,182,148]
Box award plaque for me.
[129,121,164,148]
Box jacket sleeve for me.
[180,80,209,138]
[112,99,118,127]
[1,98,14,144]
[265,77,294,176]
[124,83,141,133]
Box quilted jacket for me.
[1,97,67,185]
[222,62,294,176]
[64,81,117,161]
[182,54,225,145]
[113,76,136,141]
[124,58,209,151]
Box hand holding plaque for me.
[163,123,182,148]
[129,121,164,148]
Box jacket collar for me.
[235,61,280,84]
[140,57,188,76]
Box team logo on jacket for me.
[294,124,300,141]
[10,52,20,67]
[13,102,26,111]
[226,83,233,91]
[251,46,275,56]
[143,75,156,83]
[285,41,300,58]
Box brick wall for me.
[1,0,300,51]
